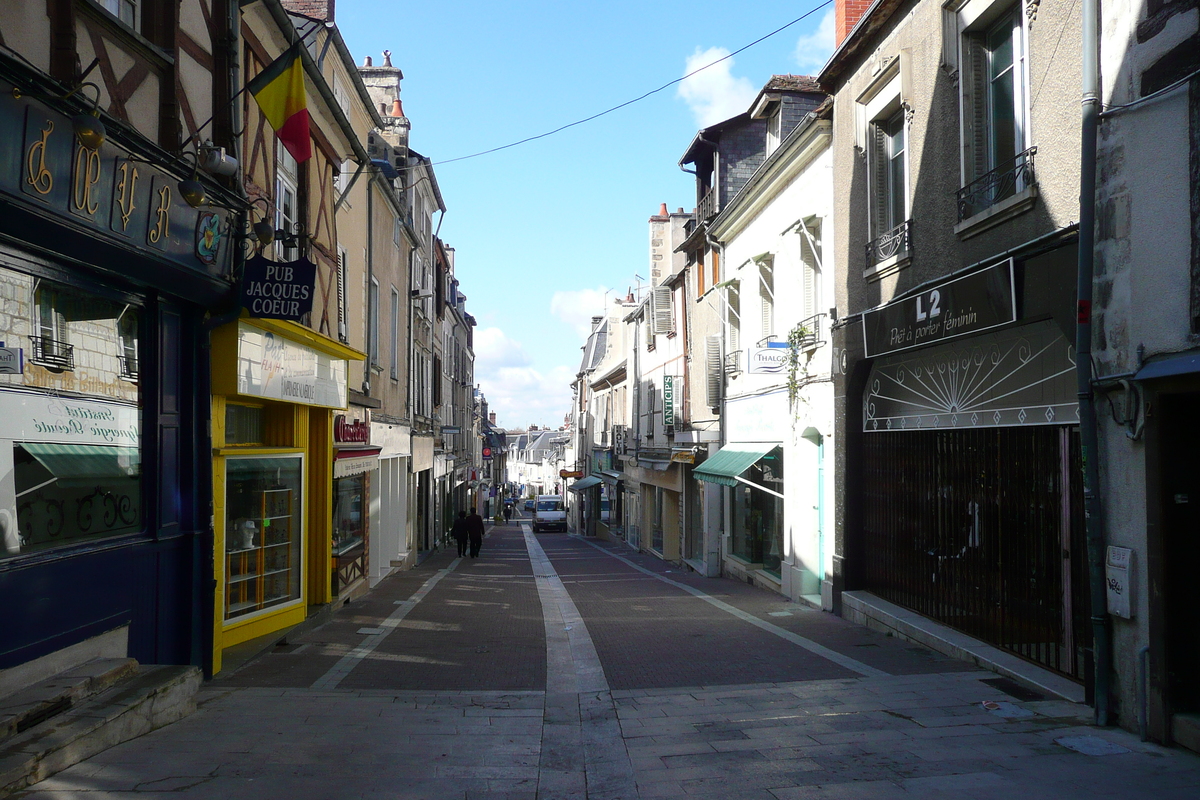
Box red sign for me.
[334,414,370,445]
[559,470,583,478]
[482,447,493,459]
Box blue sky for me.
[335,0,836,430]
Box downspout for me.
[366,170,374,393]
[1077,0,1111,726]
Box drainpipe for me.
[1076,0,1110,727]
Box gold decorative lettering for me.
[149,184,171,243]
[115,161,139,231]
[72,145,101,215]
[25,120,54,195]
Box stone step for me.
[0,658,139,744]
[0,663,201,797]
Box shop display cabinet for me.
[226,487,293,618]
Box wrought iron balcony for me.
[724,349,741,375]
[119,354,139,381]
[865,219,912,266]
[794,313,827,352]
[957,146,1037,222]
[29,336,73,372]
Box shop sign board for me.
[334,414,370,444]
[0,92,230,276]
[0,390,138,446]
[662,376,675,426]
[747,348,787,374]
[0,345,23,375]
[862,260,1016,358]
[441,426,461,434]
[240,255,316,321]
[559,469,583,478]
[236,322,347,408]
[671,450,696,464]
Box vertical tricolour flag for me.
[248,42,311,162]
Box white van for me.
[532,494,567,532]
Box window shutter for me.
[758,258,774,340]
[870,123,889,238]
[727,284,740,353]
[336,250,348,341]
[965,34,989,183]
[651,285,674,335]
[800,224,818,320]
[705,335,722,408]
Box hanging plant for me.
[786,322,811,408]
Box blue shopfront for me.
[0,58,234,679]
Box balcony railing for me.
[794,312,827,352]
[119,354,139,381]
[724,349,741,375]
[29,336,73,372]
[865,219,912,266]
[698,186,716,221]
[957,146,1037,222]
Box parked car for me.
[532,495,566,532]
[524,499,535,512]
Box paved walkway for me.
[14,521,1200,799]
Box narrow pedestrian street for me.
[13,521,1199,800]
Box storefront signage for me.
[240,255,316,321]
[481,446,493,459]
[0,93,229,276]
[334,414,370,444]
[334,454,377,478]
[663,376,675,426]
[747,348,788,373]
[0,345,24,375]
[559,469,583,478]
[236,322,347,409]
[862,260,1016,358]
[0,390,138,446]
[441,425,461,434]
[671,450,696,464]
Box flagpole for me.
[178,25,321,153]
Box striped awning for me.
[19,443,140,480]
[692,444,775,487]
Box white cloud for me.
[793,9,835,73]
[474,327,573,430]
[677,47,757,128]
[550,286,611,340]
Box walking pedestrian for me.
[503,503,512,524]
[466,509,485,558]
[451,511,469,558]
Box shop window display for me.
[731,447,784,575]
[332,473,365,555]
[0,269,142,558]
[225,455,302,619]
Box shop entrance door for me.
[862,426,1089,679]
[1159,395,1200,721]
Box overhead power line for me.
[430,1,833,167]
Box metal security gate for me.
[862,426,1090,679]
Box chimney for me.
[391,99,404,118]
[280,0,335,21]
[363,56,372,67]
[659,203,668,216]
[489,412,497,425]
[590,315,603,330]
[836,0,872,46]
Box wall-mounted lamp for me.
[67,83,106,150]
[248,197,274,246]
[199,142,239,177]
[176,150,207,208]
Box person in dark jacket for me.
[451,511,470,557]
[466,509,486,558]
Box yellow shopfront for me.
[209,318,364,674]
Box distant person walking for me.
[503,503,512,523]
[466,509,486,558]
[451,511,470,558]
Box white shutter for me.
[758,258,774,339]
[705,334,722,408]
[651,285,674,335]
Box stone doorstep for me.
[0,658,139,744]
[841,590,1086,704]
[1172,713,1200,755]
[0,664,201,798]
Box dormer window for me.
[766,107,782,154]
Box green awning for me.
[693,445,775,487]
[569,475,602,491]
[20,443,140,480]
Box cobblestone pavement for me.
[14,521,1200,799]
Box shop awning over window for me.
[693,444,775,487]
[568,475,602,491]
[20,443,140,480]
